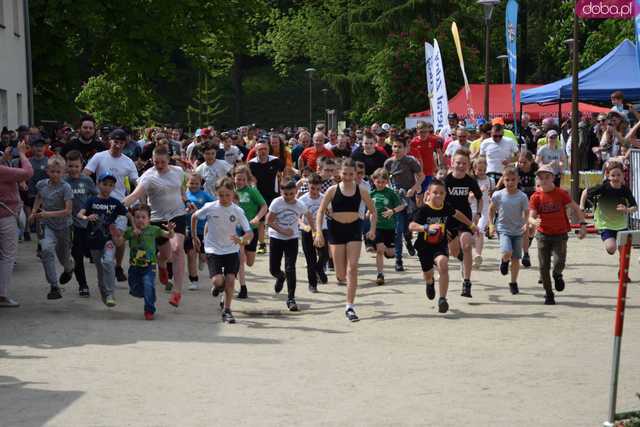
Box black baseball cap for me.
[448,113,459,120]
[109,128,128,140]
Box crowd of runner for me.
[1,91,639,323]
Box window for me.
[16,93,23,125]
[0,90,7,128]
[12,0,19,36]
[0,0,5,29]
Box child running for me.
[64,150,98,297]
[77,172,128,306]
[516,151,538,267]
[445,150,483,298]
[30,155,74,300]
[298,173,329,293]
[409,179,477,313]
[488,166,529,294]
[370,168,405,285]
[469,156,494,268]
[120,204,175,320]
[192,177,253,324]
[234,165,267,298]
[580,161,637,256]
[185,173,215,290]
[266,180,314,311]
[529,165,587,305]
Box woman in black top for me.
[315,158,376,322]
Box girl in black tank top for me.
[332,183,361,213]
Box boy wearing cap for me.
[536,130,566,186]
[30,155,74,300]
[77,172,128,307]
[21,138,49,241]
[529,165,586,305]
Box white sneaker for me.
[0,297,19,307]
[473,255,483,268]
[188,281,199,291]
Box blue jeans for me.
[395,210,409,260]
[128,265,156,313]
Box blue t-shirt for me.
[186,189,215,235]
[83,196,128,249]
[491,188,529,236]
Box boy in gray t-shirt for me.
[488,166,529,295]
[30,156,74,300]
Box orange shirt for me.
[300,146,334,171]
[529,188,572,235]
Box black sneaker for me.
[521,253,531,268]
[553,275,565,292]
[274,275,285,294]
[308,284,318,293]
[211,285,224,297]
[79,286,90,298]
[395,261,405,272]
[406,239,416,256]
[59,270,73,285]
[500,260,509,276]
[438,297,449,313]
[318,271,328,284]
[544,291,556,305]
[461,280,472,298]
[222,309,236,324]
[237,285,248,299]
[345,307,359,322]
[426,282,436,300]
[115,266,127,282]
[376,273,385,286]
[287,299,299,312]
[47,286,62,300]
[509,282,519,295]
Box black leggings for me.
[269,237,299,299]
[71,226,88,287]
[301,230,329,286]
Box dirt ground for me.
[1,234,639,426]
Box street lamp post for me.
[305,68,316,131]
[497,54,508,84]
[321,88,329,126]
[478,0,501,121]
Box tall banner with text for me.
[451,22,475,122]
[636,1,640,71]
[506,0,519,135]
[424,42,436,118]
[431,39,450,137]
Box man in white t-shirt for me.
[479,124,518,181]
[195,142,232,195]
[84,128,139,282]
[444,128,471,167]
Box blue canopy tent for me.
[521,39,640,105]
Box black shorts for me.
[417,243,449,272]
[327,218,362,245]
[244,230,259,252]
[447,218,472,240]
[206,252,240,277]
[152,215,187,246]
[374,228,395,248]
[184,230,204,253]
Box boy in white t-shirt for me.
[192,177,253,324]
[266,180,314,311]
[298,173,329,293]
[195,142,232,196]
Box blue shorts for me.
[420,175,433,193]
[601,229,622,241]
[499,234,523,259]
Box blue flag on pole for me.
[506,0,519,136]
[636,1,640,72]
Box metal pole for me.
[570,13,580,202]
[604,234,632,426]
[23,0,33,125]
[484,19,491,121]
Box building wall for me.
[0,0,28,130]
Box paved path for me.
[1,234,639,426]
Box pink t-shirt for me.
[0,156,33,218]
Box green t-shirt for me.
[370,187,402,230]
[124,225,165,267]
[237,186,266,229]
[587,182,637,231]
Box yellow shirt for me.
[470,138,483,154]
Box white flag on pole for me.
[431,39,450,137]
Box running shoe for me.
[521,253,531,268]
[144,311,154,321]
[473,255,483,268]
[168,292,181,307]
[59,269,73,285]
[425,282,436,300]
[0,297,19,307]
[544,291,556,305]
[308,284,318,293]
[79,286,90,298]
[274,275,285,294]
[211,285,224,297]
[461,280,472,298]
[115,266,127,282]
[222,309,236,324]
[257,243,266,254]
[237,285,248,299]
[317,271,328,284]
[345,307,359,322]
[553,274,565,292]
[376,273,385,286]
[287,299,299,312]
[438,297,449,313]
[105,295,116,307]
[47,286,62,300]
[394,261,405,272]
[509,282,519,295]
[188,281,199,291]
[500,260,509,276]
